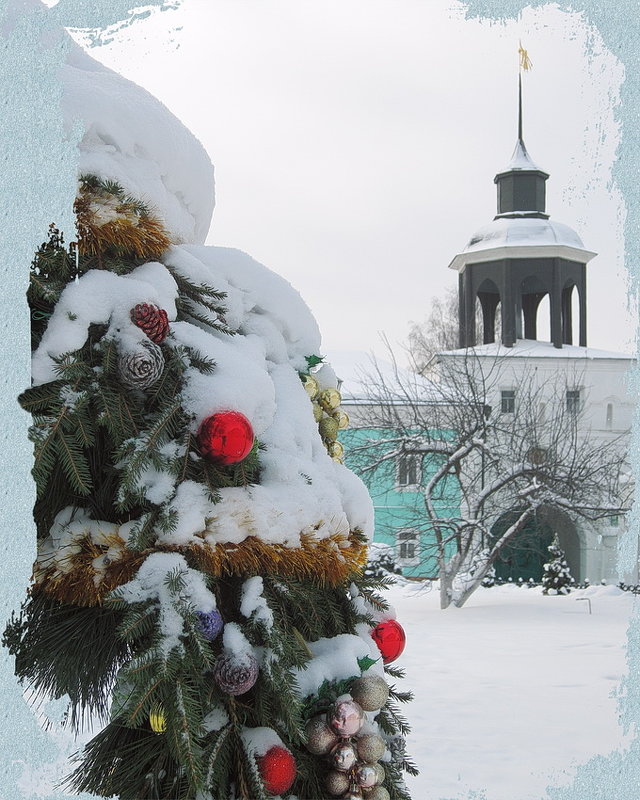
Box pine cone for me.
[117,340,164,390]
[130,303,169,343]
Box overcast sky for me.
[76,0,634,363]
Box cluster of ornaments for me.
[305,674,391,800]
[300,371,349,463]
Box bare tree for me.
[346,345,631,609]
[408,288,500,373]
[407,288,460,373]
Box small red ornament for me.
[196,411,254,465]
[130,303,170,344]
[370,619,406,664]
[256,745,296,796]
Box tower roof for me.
[453,55,596,350]
[497,137,548,177]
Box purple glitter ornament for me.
[195,609,224,641]
[213,651,259,696]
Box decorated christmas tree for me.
[3,30,415,800]
[541,535,575,595]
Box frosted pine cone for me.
[130,303,169,343]
[117,340,164,390]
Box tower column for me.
[501,262,516,347]
[459,271,476,347]
[550,259,563,349]
[579,283,587,347]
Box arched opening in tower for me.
[476,278,501,345]
[519,275,548,342]
[535,295,551,342]
[561,281,580,345]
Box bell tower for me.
[449,72,596,349]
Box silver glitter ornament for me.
[304,715,338,755]
[373,762,386,784]
[355,732,386,763]
[327,698,364,737]
[213,650,259,695]
[342,790,364,800]
[117,340,164,390]
[366,786,391,800]
[355,764,377,789]
[324,769,350,797]
[350,674,390,712]
[330,741,358,772]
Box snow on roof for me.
[497,138,547,174]
[465,216,585,252]
[62,38,215,244]
[448,216,596,272]
[440,339,635,361]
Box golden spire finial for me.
[518,41,533,71]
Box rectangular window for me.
[609,515,620,528]
[566,389,581,415]
[397,453,419,487]
[501,390,515,414]
[396,530,420,565]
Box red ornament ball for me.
[256,745,296,796]
[196,411,254,465]
[370,619,406,664]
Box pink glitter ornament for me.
[326,699,364,737]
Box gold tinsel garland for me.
[74,177,172,261]
[35,531,369,608]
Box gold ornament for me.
[302,374,319,399]
[350,674,390,712]
[319,416,339,441]
[305,715,338,755]
[333,409,350,429]
[366,786,391,800]
[328,441,344,460]
[325,770,350,797]
[355,732,385,763]
[319,388,342,411]
[312,402,324,422]
[374,763,386,785]
[149,704,167,734]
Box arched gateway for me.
[490,507,581,583]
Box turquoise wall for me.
[340,427,460,578]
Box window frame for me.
[396,451,421,489]
[500,389,516,414]
[566,388,581,415]
[396,529,420,566]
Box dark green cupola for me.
[448,73,596,350]
[494,75,549,219]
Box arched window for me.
[606,403,613,429]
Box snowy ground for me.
[16,581,634,799]
[391,581,634,800]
